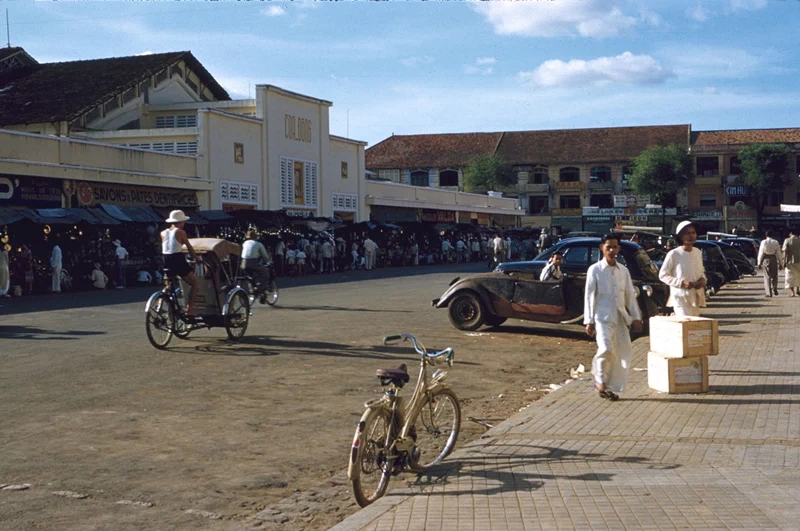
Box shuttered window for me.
[281,157,317,207]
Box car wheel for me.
[484,315,507,328]
[448,292,486,331]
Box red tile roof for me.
[692,128,800,146]
[366,125,690,169]
[0,49,230,126]
[366,132,503,169]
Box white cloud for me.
[135,51,154,56]
[686,2,710,21]
[730,0,768,11]
[518,52,672,88]
[464,57,496,76]
[261,5,287,18]
[663,46,765,79]
[472,0,655,38]
[476,57,497,66]
[400,56,434,67]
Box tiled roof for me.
[692,128,800,146]
[0,50,230,126]
[366,132,503,169]
[0,47,37,63]
[496,125,690,165]
[366,125,690,169]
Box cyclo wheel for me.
[408,388,461,472]
[351,408,394,507]
[146,293,175,349]
[265,279,279,306]
[224,290,250,341]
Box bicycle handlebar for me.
[383,333,455,365]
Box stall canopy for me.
[21,208,86,225]
[0,207,27,226]
[100,204,162,223]
[193,210,235,224]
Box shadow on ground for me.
[0,325,106,341]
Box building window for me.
[696,156,719,177]
[341,161,348,179]
[560,195,580,209]
[590,166,612,182]
[529,196,549,214]
[333,192,358,212]
[559,167,580,182]
[378,169,400,182]
[126,141,197,154]
[589,194,613,208]
[730,156,741,175]
[281,157,318,208]
[621,164,633,185]
[411,170,429,187]
[234,142,244,164]
[531,166,549,184]
[155,115,197,128]
[439,169,459,187]
[699,194,717,207]
[768,190,784,207]
[220,180,258,207]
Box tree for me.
[629,144,693,232]
[739,143,790,230]
[462,154,515,193]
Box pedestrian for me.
[50,238,62,294]
[538,228,552,254]
[584,234,643,401]
[363,236,377,270]
[411,239,419,266]
[20,244,34,295]
[505,236,512,260]
[659,221,706,316]
[91,262,108,289]
[136,267,152,285]
[0,246,9,297]
[491,233,504,268]
[321,238,334,273]
[758,230,782,298]
[274,237,286,276]
[471,238,480,262]
[113,239,129,289]
[782,228,800,296]
[539,251,563,281]
[295,245,307,276]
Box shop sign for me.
[77,181,198,208]
[555,181,583,192]
[0,175,62,207]
[221,203,256,212]
[477,213,490,225]
[613,194,650,207]
[285,209,318,217]
[551,215,582,231]
[635,207,676,216]
[691,210,722,219]
[421,209,455,223]
[583,215,613,233]
[727,185,752,196]
[285,114,312,143]
[371,206,418,223]
[551,208,582,216]
[582,207,625,216]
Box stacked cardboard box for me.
[647,316,718,393]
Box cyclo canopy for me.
[181,238,241,259]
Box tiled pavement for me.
[332,276,800,531]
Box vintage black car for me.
[432,238,667,332]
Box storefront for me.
[73,180,199,209]
[0,175,63,208]
[690,210,723,234]
[551,209,582,233]
[583,215,614,234]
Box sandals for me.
[598,390,619,401]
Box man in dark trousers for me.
[758,230,783,297]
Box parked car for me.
[709,241,756,276]
[720,237,759,266]
[432,238,667,333]
[694,240,739,283]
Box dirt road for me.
[0,264,598,529]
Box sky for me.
[3,0,800,146]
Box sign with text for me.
[635,207,677,216]
[555,181,583,192]
[77,181,198,208]
[551,208,582,217]
[582,207,625,216]
[691,210,722,219]
[421,209,455,223]
[726,185,752,196]
[613,194,650,207]
[0,175,62,207]
[285,114,312,143]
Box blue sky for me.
[4,0,799,146]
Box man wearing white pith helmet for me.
[658,220,706,317]
[161,210,199,317]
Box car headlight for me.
[642,284,653,297]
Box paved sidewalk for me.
[333,276,800,531]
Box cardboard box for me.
[649,316,719,358]
[647,352,709,394]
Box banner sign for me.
[421,209,455,223]
[77,181,198,208]
[691,210,722,219]
[635,207,677,216]
[613,194,650,207]
[727,185,752,196]
[0,175,62,207]
[582,207,625,216]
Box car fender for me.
[433,279,495,312]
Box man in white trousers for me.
[584,234,643,401]
[659,221,706,316]
[363,236,377,270]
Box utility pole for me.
[6,9,10,48]
[346,108,349,138]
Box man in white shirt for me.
[539,252,563,281]
[441,238,453,264]
[584,234,643,401]
[491,235,504,266]
[321,238,334,273]
[113,239,129,289]
[782,229,800,296]
[363,237,377,270]
[242,230,271,300]
[456,238,465,263]
[91,262,108,289]
[50,240,62,293]
[659,221,706,316]
[758,230,783,297]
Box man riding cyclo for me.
[241,229,272,304]
[161,210,199,317]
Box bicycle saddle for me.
[376,364,410,385]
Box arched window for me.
[590,166,612,182]
[410,170,429,187]
[559,167,580,182]
[531,166,549,184]
[439,169,459,187]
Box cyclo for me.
[145,238,251,349]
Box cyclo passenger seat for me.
[376,364,410,387]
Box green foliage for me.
[739,143,790,194]
[629,144,692,203]
[463,154,515,193]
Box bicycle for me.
[348,334,461,507]
[239,262,279,307]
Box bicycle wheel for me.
[350,407,393,507]
[224,290,250,340]
[265,279,279,306]
[408,388,461,472]
[146,294,174,349]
